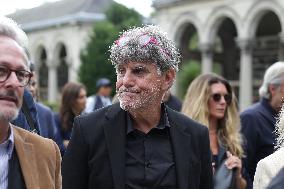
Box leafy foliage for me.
[178,60,223,99]
[79,2,143,96]
[178,60,201,99]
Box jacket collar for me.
[12,125,39,189]
[104,103,126,189]
[167,106,192,189]
[104,104,192,189]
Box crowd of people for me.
[1,15,284,189]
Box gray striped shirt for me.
[0,126,14,189]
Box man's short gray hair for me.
[109,25,180,73]
[259,62,284,99]
[0,16,28,48]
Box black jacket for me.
[62,103,213,189]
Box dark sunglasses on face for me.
[211,93,232,104]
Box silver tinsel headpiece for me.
[109,25,180,72]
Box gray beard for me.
[0,108,20,122]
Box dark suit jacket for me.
[240,98,277,186]
[36,103,65,154]
[62,103,213,189]
[266,167,284,189]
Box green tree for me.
[105,2,142,30]
[178,60,222,99]
[178,60,201,99]
[79,2,143,96]
[79,21,118,95]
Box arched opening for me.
[37,47,48,101]
[214,17,239,95]
[177,23,201,98]
[56,44,69,92]
[252,11,282,100]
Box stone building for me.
[153,0,284,110]
[9,0,111,102]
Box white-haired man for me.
[240,62,284,187]
[62,25,213,189]
[0,16,61,189]
[254,102,284,189]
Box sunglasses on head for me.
[211,93,232,104]
[115,33,170,58]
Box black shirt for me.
[125,106,177,189]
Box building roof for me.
[9,0,112,32]
[153,0,214,9]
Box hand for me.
[225,151,242,176]
[212,162,216,174]
[63,140,70,148]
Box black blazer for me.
[62,103,213,189]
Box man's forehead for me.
[0,36,28,68]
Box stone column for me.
[279,33,284,61]
[199,43,213,73]
[237,39,253,111]
[47,58,58,103]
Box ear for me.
[161,68,176,91]
[268,84,277,97]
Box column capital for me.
[199,43,214,54]
[46,57,59,69]
[236,38,254,52]
[279,33,284,43]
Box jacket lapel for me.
[167,108,191,189]
[104,104,126,189]
[12,126,39,189]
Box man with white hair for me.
[254,102,284,189]
[0,16,61,189]
[240,61,284,186]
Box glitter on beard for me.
[118,81,163,111]
[0,107,20,122]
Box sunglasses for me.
[211,93,232,104]
[115,34,170,58]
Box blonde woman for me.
[182,73,247,189]
[254,103,284,189]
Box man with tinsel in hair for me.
[62,25,213,189]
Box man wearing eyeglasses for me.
[240,62,284,188]
[0,16,61,189]
[62,25,213,189]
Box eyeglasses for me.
[211,93,232,105]
[115,34,170,58]
[0,66,32,87]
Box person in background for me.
[240,62,284,185]
[182,73,247,189]
[163,90,182,111]
[84,78,112,113]
[253,102,284,189]
[62,25,213,189]
[12,88,41,134]
[27,62,65,154]
[54,82,87,149]
[0,16,61,189]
